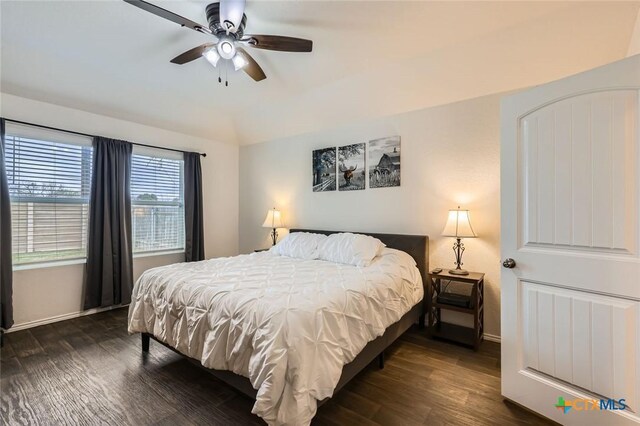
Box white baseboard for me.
[7,304,128,333]
[484,333,501,343]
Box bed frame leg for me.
[378,352,385,369]
[141,333,150,353]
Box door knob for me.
[502,258,516,269]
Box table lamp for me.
[442,206,477,275]
[262,207,284,246]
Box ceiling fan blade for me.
[170,43,215,64]
[219,0,246,33]
[240,35,312,52]
[123,0,212,35]
[236,47,266,82]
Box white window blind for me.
[131,149,184,254]
[5,124,93,265]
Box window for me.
[5,124,93,265]
[131,148,184,254]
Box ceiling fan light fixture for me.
[203,48,221,67]
[232,52,248,70]
[221,42,233,54]
[217,38,236,59]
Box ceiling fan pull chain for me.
[225,62,229,87]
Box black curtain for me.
[84,137,133,309]
[0,119,14,330]
[184,152,205,262]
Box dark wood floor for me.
[1,308,552,425]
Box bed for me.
[128,229,428,425]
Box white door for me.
[501,54,640,425]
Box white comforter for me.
[128,248,423,425]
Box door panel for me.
[502,54,640,425]
[520,282,638,412]
[520,90,638,253]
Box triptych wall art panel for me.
[368,136,401,188]
[312,147,337,192]
[312,136,400,192]
[338,143,366,191]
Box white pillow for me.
[269,232,327,260]
[318,233,386,267]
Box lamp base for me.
[449,268,470,276]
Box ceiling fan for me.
[123,0,313,84]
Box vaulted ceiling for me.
[2,1,639,145]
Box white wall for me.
[629,8,640,57]
[239,93,502,338]
[10,253,185,329]
[1,93,239,329]
[234,2,639,145]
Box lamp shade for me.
[262,208,284,229]
[442,207,476,238]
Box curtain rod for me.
[3,118,207,157]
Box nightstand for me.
[427,270,484,350]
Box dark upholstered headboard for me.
[289,229,429,288]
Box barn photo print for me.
[369,136,401,188]
[338,143,366,191]
[312,147,337,192]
